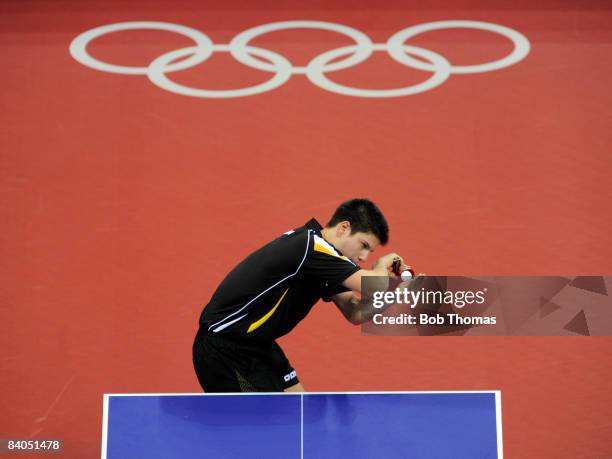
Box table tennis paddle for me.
[391,257,415,280]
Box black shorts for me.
[192,328,299,392]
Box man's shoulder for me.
[258,223,313,257]
[244,218,322,265]
[283,218,322,236]
[273,218,322,246]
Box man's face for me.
[336,229,381,264]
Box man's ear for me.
[337,221,351,237]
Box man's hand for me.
[373,253,414,278]
[342,252,409,297]
[372,253,403,275]
[333,273,427,325]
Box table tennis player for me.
[193,198,410,392]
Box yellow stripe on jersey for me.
[314,242,344,259]
[247,288,290,334]
[313,236,354,265]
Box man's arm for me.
[332,277,416,325]
[332,291,363,325]
[331,252,413,325]
[341,252,407,299]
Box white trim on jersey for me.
[313,234,355,265]
[209,313,248,333]
[208,230,312,333]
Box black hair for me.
[326,198,389,245]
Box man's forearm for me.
[347,293,390,325]
[357,268,390,300]
[351,278,414,324]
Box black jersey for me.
[199,218,361,341]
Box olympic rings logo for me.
[69,20,530,98]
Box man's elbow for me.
[348,316,361,326]
[347,311,366,326]
[360,276,389,299]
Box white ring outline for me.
[387,20,531,74]
[68,20,532,98]
[69,21,213,75]
[147,45,292,98]
[229,20,373,75]
[306,44,451,98]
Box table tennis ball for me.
[400,269,413,281]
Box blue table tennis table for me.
[102,391,502,458]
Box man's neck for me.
[320,227,336,245]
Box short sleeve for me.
[301,235,361,300]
